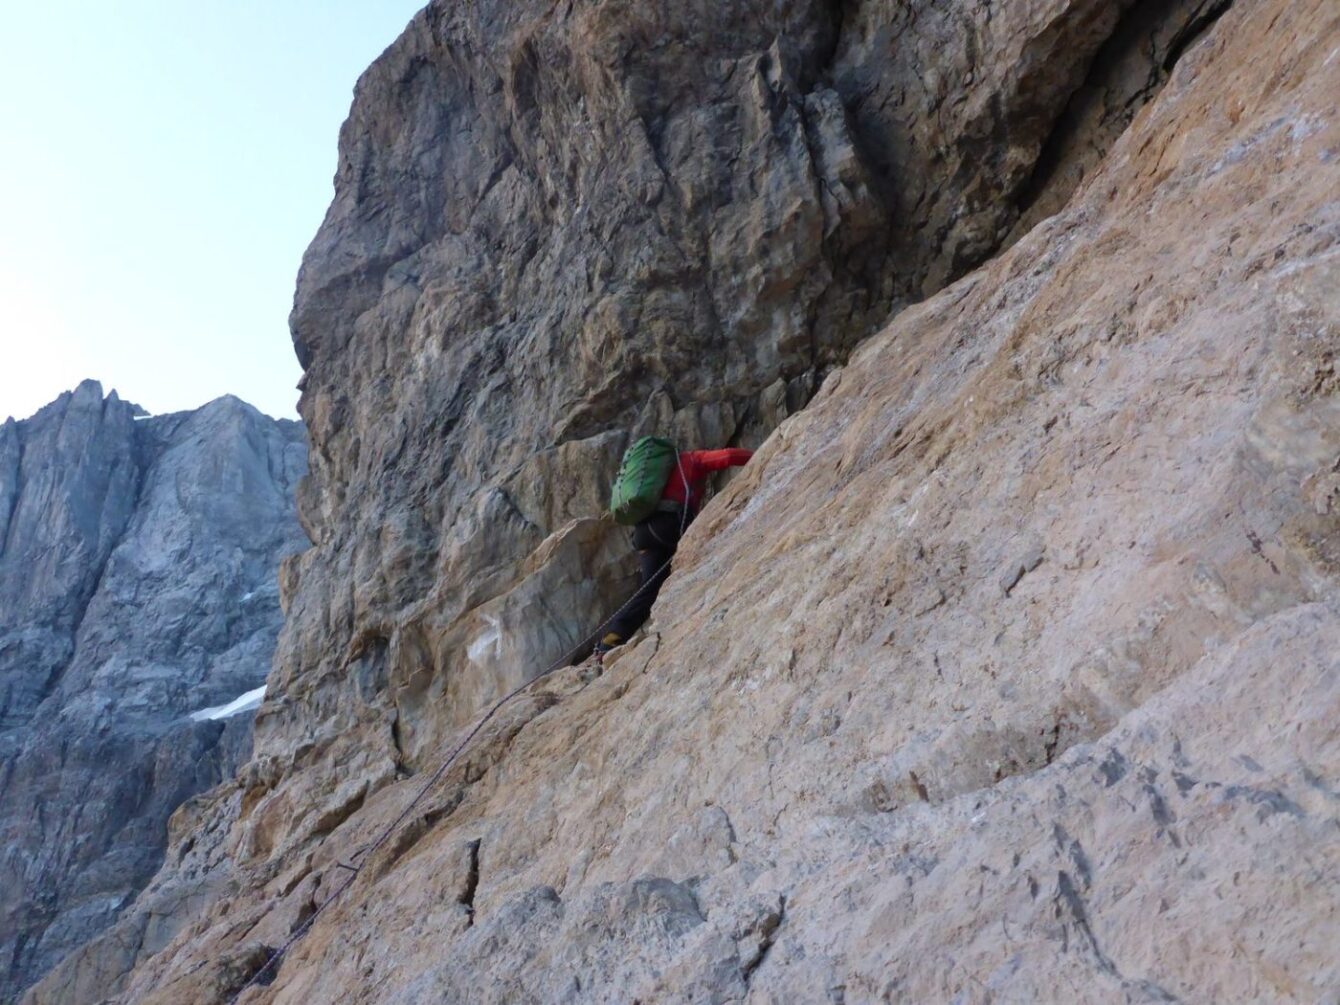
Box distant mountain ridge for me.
[0,380,306,1001]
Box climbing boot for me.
[592,632,624,663]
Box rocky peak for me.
[0,384,307,1001]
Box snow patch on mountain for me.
[189,686,267,722]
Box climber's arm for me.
[686,448,753,473]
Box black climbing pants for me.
[608,509,691,642]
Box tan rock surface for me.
[232,0,1238,905]
[28,0,1339,1001]
[23,0,1340,1002]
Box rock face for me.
[275,0,1243,820]
[0,382,307,1001]
[27,0,1340,1001]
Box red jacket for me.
[661,448,753,511]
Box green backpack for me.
[609,436,678,525]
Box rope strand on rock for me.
[229,452,692,1001]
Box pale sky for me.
[0,1,426,422]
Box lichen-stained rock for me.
[45,0,1339,1001]
[0,385,307,1001]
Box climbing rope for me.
[229,453,693,1001]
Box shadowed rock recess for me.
[0,383,306,1002]
[26,0,1340,1001]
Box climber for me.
[595,438,753,661]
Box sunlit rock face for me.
[255,0,1244,864]
[0,382,306,1000]
[26,0,1340,1001]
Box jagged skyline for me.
[0,380,308,999]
